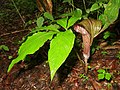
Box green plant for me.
[79,74,89,81]
[107,83,112,89]
[8,56,13,59]
[91,45,101,54]
[0,45,9,51]
[103,31,116,40]
[97,69,112,81]
[101,50,108,55]
[7,9,82,80]
[7,0,120,81]
[116,51,120,59]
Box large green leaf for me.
[8,31,56,72]
[105,73,112,80]
[99,0,120,30]
[48,30,75,80]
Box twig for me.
[94,28,106,38]
[82,0,87,12]
[11,0,25,24]
[74,48,84,64]
[0,29,30,37]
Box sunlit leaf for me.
[8,31,56,72]
[48,30,75,80]
[98,74,104,80]
[105,73,112,80]
[97,69,105,73]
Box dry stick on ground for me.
[74,48,84,65]
[0,29,30,37]
[11,0,25,24]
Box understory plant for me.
[7,0,120,81]
[97,69,112,81]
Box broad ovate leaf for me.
[48,30,75,80]
[98,74,104,80]
[90,3,100,11]
[44,12,54,21]
[97,69,105,73]
[37,17,44,28]
[67,16,79,29]
[105,73,112,80]
[73,8,82,19]
[100,0,120,30]
[8,31,56,72]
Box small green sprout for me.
[8,56,13,59]
[116,51,120,60]
[97,69,112,81]
[0,45,9,51]
[87,65,91,69]
[107,83,112,89]
[103,31,111,39]
[79,74,89,81]
[101,50,108,55]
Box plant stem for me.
[84,58,88,74]
[11,0,25,24]
[83,0,87,12]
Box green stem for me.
[11,0,25,24]
[83,0,87,12]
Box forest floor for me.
[0,1,120,90]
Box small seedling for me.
[101,50,108,55]
[103,31,111,39]
[116,51,120,60]
[91,45,101,54]
[107,83,112,89]
[79,74,89,81]
[8,56,13,59]
[97,69,112,81]
[87,65,91,69]
[0,45,9,51]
